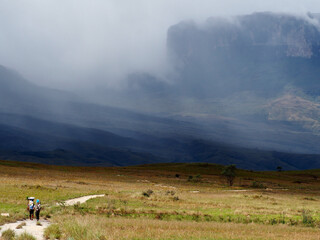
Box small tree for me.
[222,165,237,186]
[277,166,283,172]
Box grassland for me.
[1,160,320,239]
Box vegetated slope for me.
[0,114,165,166]
[1,64,320,169]
[1,159,320,184]
[1,117,320,170]
[267,94,320,134]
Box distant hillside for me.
[1,13,320,169]
[109,12,320,151]
[267,94,320,134]
[1,114,320,170]
[167,12,320,98]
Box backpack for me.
[36,203,41,211]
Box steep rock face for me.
[168,12,320,60]
[267,94,320,134]
[167,12,320,97]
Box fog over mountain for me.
[1,0,320,89]
[1,1,320,170]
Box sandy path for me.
[0,194,105,240]
[63,194,105,206]
[0,219,50,240]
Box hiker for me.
[28,199,34,220]
[35,199,41,221]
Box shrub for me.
[221,165,237,186]
[187,175,202,183]
[289,219,298,226]
[302,209,315,226]
[251,181,266,189]
[303,197,317,201]
[15,232,36,240]
[243,177,253,180]
[107,199,116,211]
[16,222,26,229]
[142,189,153,197]
[44,224,62,240]
[279,212,286,224]
[1,229,15,240]
[73,203,89,215]
[270,218,278,225]
[293,180,302,184]
[165,190,175,196]
[63,222,88,240]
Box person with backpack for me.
[28,200,34,220]
[35,199,41,221]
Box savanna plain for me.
[1,160,320,240]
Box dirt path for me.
[0,194,105,240]
[0,219,50,240]
[63,194,105,206]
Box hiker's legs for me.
[36,210,40,221]
[30,209,34,220]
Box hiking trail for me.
[0,194,105,240]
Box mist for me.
[2,1,320,169]
[1,0,320,90]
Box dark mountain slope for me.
[167,13,320,98]
[0,65,194,136]
[1,119,320,170]
[0,119,164,166]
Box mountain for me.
[1,112,320,170]
[167,12,320,98]
[0,65,199,138]
[90,12,320,154]
[164,12,320,146]
[1,65,320,169]
[2,12,320,170]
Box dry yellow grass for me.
[1,160,320,239]
[54,216,320,240]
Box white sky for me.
[0,0,319,89]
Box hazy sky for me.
[1,0,320,89]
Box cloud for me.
[1,0,320,89]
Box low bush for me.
[1,229,15,240]
[303,197,317,201]
[251,181,266,189]
[302,209,315,226]
[188,175,202,183]
[142,189,153,197]
[16,222,26,229]
[44,224,62,240]
[15,232,36,240]
[165,190,175,196]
